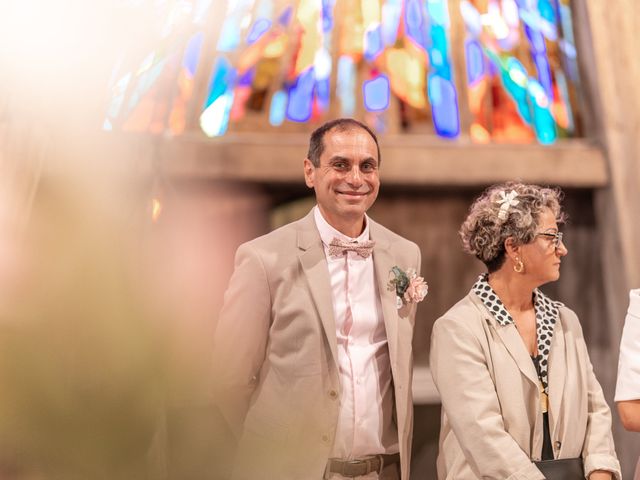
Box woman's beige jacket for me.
[430,290,621,479]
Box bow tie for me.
[328,237,375,258]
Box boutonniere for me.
[388,266,428,309]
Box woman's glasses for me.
[536,231,564,248]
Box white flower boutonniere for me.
[388,266,428,309]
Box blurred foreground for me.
[0,1,237,478]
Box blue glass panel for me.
[538,0,556,24]
[533,53,553,101]
[525,25,546,53]
[428,74,460,138]
[501,57,531,124]
[247,18,272,45]
[316,77,331,111]
[321,0,335,33]
[405,0,427,50]
[514,0,527,10]
[217,19,241,52]
[429,25,451,80]
[364,24,383,62]
[527,79,556,144]
[520,8,556,41]
[337,56,356,116]
[286,68,315,122]
[465,39,484,85]
[488,58,499,77]
[278,5,294,26]
[238,67,255,87]
[269,90,287,126]
[183,32,204,76]
[558,4,579,82]
[204,57,235,109]
[426,0,448,27]
[363,75,390,112]
[381,0,401,46]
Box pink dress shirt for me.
[313,207,398,465]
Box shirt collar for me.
[472,273,561,327]
[313,205,370,248]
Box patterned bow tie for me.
[328,237,375,258]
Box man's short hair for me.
[307,118,381,167]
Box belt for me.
[326,453,400,477]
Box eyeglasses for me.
[536,231,564,248]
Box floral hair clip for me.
[496,190,520,221]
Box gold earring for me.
[514,258,524,273]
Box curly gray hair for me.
[460,182,566,272]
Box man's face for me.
[303,127,380,234]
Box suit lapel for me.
[297,212,339,371]
[547,311,566,437]
[469,293,539,387]
[370,222,399,377]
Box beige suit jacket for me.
[213,210,421,479]
[430,290,621,480]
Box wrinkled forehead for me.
[322,127,379,160]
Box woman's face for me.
[519,207,568,285]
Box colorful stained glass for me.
[363,74,390,112]
[428,74,459,138]
[269,89,287,126]
[337,55,356,116]
[461,0,581,143]
[105,0,584,144]
[286,68,315,122]
[200,57,237,136]
[247,18,272,45]
[404,0,428,51]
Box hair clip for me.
[496,190,519,221]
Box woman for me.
[430,183,620,479]
[615,288,640,478]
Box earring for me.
[514,258,524,273]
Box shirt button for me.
[329,390,338,400]
[321,434,330,443]
[554,441,562,450]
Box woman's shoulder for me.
[433,291,487,332]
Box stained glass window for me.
[105,0,583,144]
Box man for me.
[213,118,423,479]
